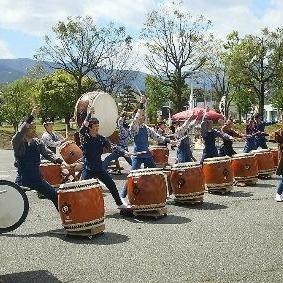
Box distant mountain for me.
[0,58,147,91]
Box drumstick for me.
[130,151,148,156]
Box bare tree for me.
[141,1,212,111]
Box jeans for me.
[102,149,132,170]
[81,168,122,206]
[277,176,283,195]
[120,156,156,198]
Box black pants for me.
[81,168,122,206]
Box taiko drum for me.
[203,156,234,192]
[252,149,274,176]
[231,153,258,185]
[58,179,105,232]
[270,147,279,170]
[127,168,167,211]
[59,141,83,164]
[39,162,62,187]
[170,162,205,202]
[149,146,169,167]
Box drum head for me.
[0,180,29,233]
[91,93,118,137]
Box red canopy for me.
[171,107,224,122]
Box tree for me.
[36,16,132,98]
[225,29,283,116]
[204,39,232,117]
[141,1,212,112]
[117,85,139,112]
[145,75,171,123]
[0,78,38,131]
[38,70,96,127]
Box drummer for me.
[119,95,172,199]
[41,119,66,154]
[219,119,244,157]
[174,112,202,163]
[243,117,258,153]
[156,121,168,146]
[254,113,277,149]
[102,111,132,170]
[79,113,129,210]
[200,110,233,163]
[12,106,63,209]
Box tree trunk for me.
[64,116,71,130]
[258,83,265,117]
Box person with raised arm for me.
[79,113,129,210]
[12,106,63,209]
[200,107,233,163]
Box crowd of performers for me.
[11,96,283,216]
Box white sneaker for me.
[121,197,129,206]
[118,204,132,210]
[275,193,282,202]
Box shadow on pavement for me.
[254,183,275,188]
[168,201,228,211]
[0,270,62,283]
[227,191,254,197]
[2,230,129,245]
[108,212,191,225]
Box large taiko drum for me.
[39,162,62,187]
[74,91,118,137]
[59,141,83,164]
[270,147,279,170]
[0,180,29,234]
[127,168,167,211]
[58,179,105,232]
[231,153,258,185]
[252,149,274,177]
[203,156,234,192]
[149,146,169,167]
[170,162,205,202]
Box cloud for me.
[0,40,14,58]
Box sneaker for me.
[121,197,129,206]
[118,204,132,210]
[275,193,282,202]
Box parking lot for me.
[1,144,283,283]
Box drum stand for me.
[52,224,105,239]
[132,207,168,219]
[207,185,233,195]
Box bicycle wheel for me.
[0,180,29,233]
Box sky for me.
[0,0,283,67]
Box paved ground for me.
[1,143,283,283]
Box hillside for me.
[0,58,147,91]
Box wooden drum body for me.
[149,146,169,167]
[231,153,258,185]
[170,162,205,203]
[252,149,274,177]
[270,148,279,171]
[39,162,62,187]
[203,156,234,193]
[127,168,167,212]
[59,141,83,164]
[58,179,105,232]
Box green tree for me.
[0,78,38,131]
[118,85,138,112]
[38,70,96,127]
[225,29,283,116]
[141,1,211,112]
[36,16,132,97]
[145,75,171,123]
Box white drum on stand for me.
[0,180,29,233]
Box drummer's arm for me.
[11,114,35,154]
[215,130,233,140]
[130,108,143,136]
[79,113,92,144]
[147,126,170,144]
